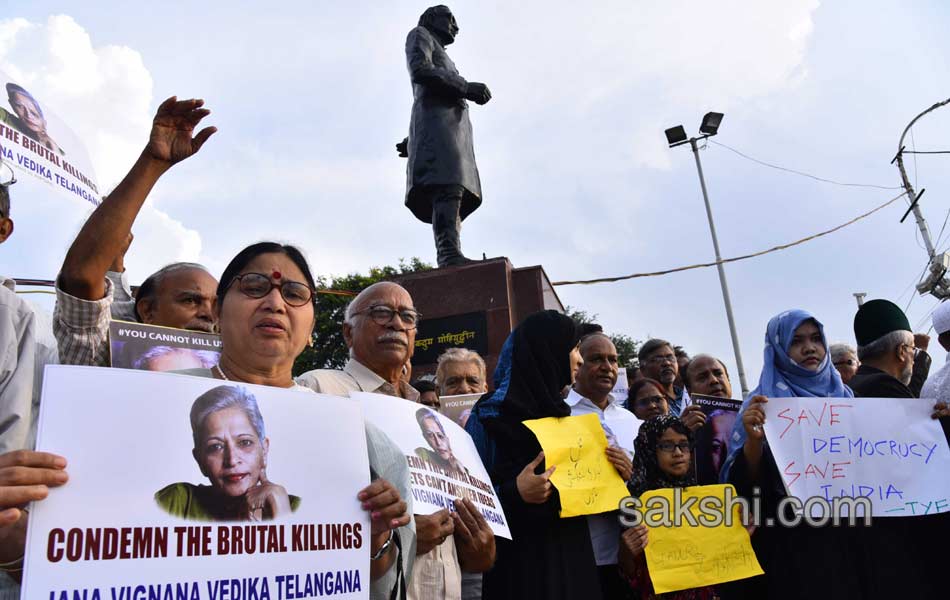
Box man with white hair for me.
[435,348,487,397]
[921,302,950,403]
[829,343,860,385]
[297,282,495,600]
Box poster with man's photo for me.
[438,393,480,429]
[692,394,742,485]
[354,392,511,539]
[110,320,222,372]
[24,366,371,599]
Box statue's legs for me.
[431,184,473,268]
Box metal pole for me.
[689,137,750,396]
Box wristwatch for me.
[370,529,395,561]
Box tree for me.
[292,258,433,376]
[565,305,641,368]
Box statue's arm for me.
[406,29,469,97]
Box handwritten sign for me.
[523,413,629,517]
[355,392,511,538]
[763,397,950,516]
[24,366,370,599]
[640,484,762,593]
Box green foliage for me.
[565,305,641,369]
[292,258,433,376]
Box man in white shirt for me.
[298,282,495,600]
[921,302,950,403]
[565,332,636,599]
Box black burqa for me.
[478,311,604,600]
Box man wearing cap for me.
[921,302,950,403]
[850,299,931,398]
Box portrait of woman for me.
[4,82,65,156]
[155,384,300,521]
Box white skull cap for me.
[933,301,950,334]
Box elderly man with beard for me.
[297,282,495,600]
[565,333,637,598]
[54,97,218,367]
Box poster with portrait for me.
[692,394,742,485]
[354,392,511,539]
[23,366,371,599]
[110,320,222,372]
[438,393,480,429]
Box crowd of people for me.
[1,96,950,600]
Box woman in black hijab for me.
[479,311,608,599]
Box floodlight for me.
[664,125,687,146]
[699,112,724,136]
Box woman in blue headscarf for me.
[720,309,867,599]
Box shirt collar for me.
[343,358,420,401]
[566,387,617,409]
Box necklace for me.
[213,364,229,380]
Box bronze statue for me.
[399,5,491,268]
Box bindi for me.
[272,271,281,280]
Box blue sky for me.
[4,1,950,394]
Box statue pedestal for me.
[395,257,565,382]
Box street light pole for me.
[688,137,750,396]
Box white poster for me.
[24,366,371,599]
[354,392,511,539]
[763,396,950,517]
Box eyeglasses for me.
[646,354,677,365]
[353,305,421,328]
[423,430,447,442]
[833,359,856,367]
[635,395,666,408]
[657,441,692,454]
[229,273,314,307]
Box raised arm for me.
[58,97,216,300]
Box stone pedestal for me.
[395,257,565,382]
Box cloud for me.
[0,14,204,281]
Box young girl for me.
[619,415,715,600]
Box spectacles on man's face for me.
[353,305,421,328]
[229,273,314,307]
[657,441,692,454]
[646,354,677,365]
[834,359,857,367]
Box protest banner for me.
[640,484,762,593]
[110,320,222,372]
[24,366,371,599]
[438,393,480,428]
[523,413,630,518]
[354,392,511,538]
[692,394,742,485]
[763,396,950,516]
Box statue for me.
[399,5,491,268]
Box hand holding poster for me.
[523,413,630,518]
[25,366,371,599]
[638,484,763,593]
[354,392,511,538]
[762,396,950,516]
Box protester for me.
[683,354,733,399]
[54,97,218,368]
[850,299,927,398]
[921,301,950,403]
[625,378,669,421]
[565,332,636,597]
[619,415,715,600]
[413,379,441,409]
[435,348,487,396]
[637,339,689,415]
[829,343,859,385]
[470,311,607,599]
[721,309,877,598]
[298,281,495,600]
[0,183,58,456]
[672,346,689,389]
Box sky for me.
[4,0,950,396]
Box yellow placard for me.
[523,413,630,518]
[640,484,763,594]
